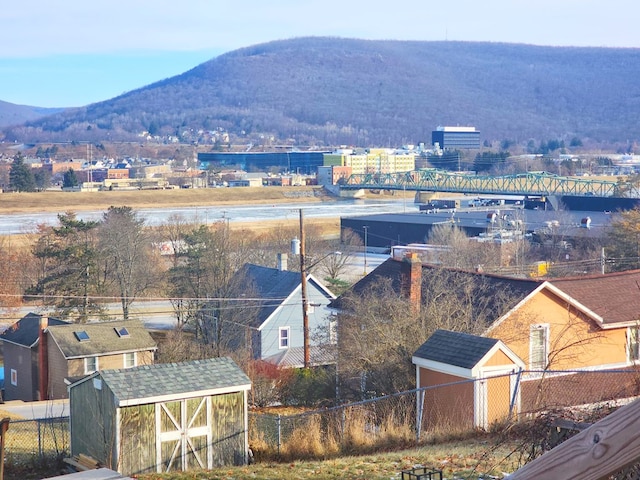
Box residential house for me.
[46,319,157,399]
[0,313,69,401]
[68,357,251,475]
[407,261,640,430]
[334,254,640,429]
[230,259,336,368]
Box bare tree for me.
[99,206,158,319]
[317,228,362,282]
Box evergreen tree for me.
[9,154,36,192]
[27,212,103,322]
[34,168,52,191]
[63,168,79,188]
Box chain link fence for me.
[249,368,640,459]
[5,368,640,469]
[4,417,69,468]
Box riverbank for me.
[0,186,340,214]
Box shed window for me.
[628,327,640,362]
[10,369,17,386]
[124,352,136,368]
[84,356,98,374]
[529,324,549,371]
[279,327,290,349]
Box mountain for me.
[0,100,64,129]
[2,37,640,148]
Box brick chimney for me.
[38,316,49,401]
[400,253,422,313]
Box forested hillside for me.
[0,100,64,129]
[2,37,640,148]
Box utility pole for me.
[298,209,310,368]
[363,225,369,276]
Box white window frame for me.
[628,326,640,362]
[84,356,98,374]
[123,352,136,368]
[529,324,549,371]
[10,369,17,386]
[279,326,290,349]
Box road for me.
[0,252,390,331]
[2,398,68,420]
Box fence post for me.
[37,419,43,458]
[509,369,523,419]
[341,408,346,443]
[276,415,281,456]
[417,389,422,442]
[0,418,10,480]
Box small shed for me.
[68,357,251,476]
[412,329,524,432]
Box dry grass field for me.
[0,186,334,214]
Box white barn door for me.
[156,397,211,472]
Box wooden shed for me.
[412,329,525,432]
[68,357,251,476]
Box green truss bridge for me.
[342,170,629,198]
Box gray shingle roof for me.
[413,329,499,369]
[263,345,336,368]
[235,264,304,327]
[0,313,69,348]
[97,357,251,405]
[47,319,156,358]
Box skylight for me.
[74,331,90,342]
[115,326,130,337]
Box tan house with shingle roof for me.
[412,266,640,430]
[46,319,157,399]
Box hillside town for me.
[1,118,640,480]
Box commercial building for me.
[323,148,415,174]
[197,151,328,174]
[431,126,481,149]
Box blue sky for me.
[2,0,639,108]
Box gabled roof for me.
[549,269,640,326]
[263,345,336,369]
[235,263,335,328]
[0,313,69,348]
[413,329,499,369]
[47,319,156,359]
[77,357,251,407]
[331,258,541,323]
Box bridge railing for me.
[343,169,622,198]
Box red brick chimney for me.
[38,316,49,401]
[400,253,422,313]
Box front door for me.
[156,397,210,472]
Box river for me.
[0,198,420,235]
